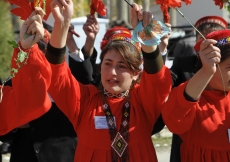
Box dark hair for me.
[218,44,230,62]
[99,41,142,73]
[196,23,225,37]
[97,41,142,90]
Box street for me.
[2,154,10,162]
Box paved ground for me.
[2,154,10,162]
[156,146,171,162]
[153,126,172,162]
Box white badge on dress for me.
[94,116,116,129]
[228,129,230,143]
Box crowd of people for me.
[0,0,230,162]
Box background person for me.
[163,29,230,162]
[169,16,228,162]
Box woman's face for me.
[207,57,230,91]
[101,49,139,94]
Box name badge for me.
[94,116,116,129]
[228,129,230,143]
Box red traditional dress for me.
[1,44,172,161]
[0,44,52,135]
[162,82,230,162]
[49,56,171,161]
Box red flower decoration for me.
[90,0,106,17]
[6,0,51,21]
[214,0,224,8]
[161,5,170,23]
[156,0,192,23]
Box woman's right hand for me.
[50,0,73,24]
[199,39,220,75]
[83,14,99,41]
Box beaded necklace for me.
[102,89,130,162]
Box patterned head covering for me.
[194,16,228,29]
[100,26,141,54]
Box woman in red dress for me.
[163,30,230,162]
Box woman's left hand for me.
[20,7,45,49]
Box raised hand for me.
[83,14,99,41]
[130,3,153,28]
[130,3,156,52]
[20,7,45,49]
[184,39,220,100]
[49,0,73,48]
[82,14,99,57]
[199,39,220,75]
[50,0,73,24]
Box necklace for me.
[102,90,130,162]
[103,88,129,98]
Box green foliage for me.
[134,0,142,4]
[0,2,14,80]
[7,40,19,48]
[73,0,90,17]
[224,2,230,13]
[6,40,28,80]
[16,50,28,63]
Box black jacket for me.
[170,55,199,87]
[169,55,199,162]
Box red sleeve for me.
[162,81,197,134]
[48,62,98,131]
[0,44,52,135]
[137,65,172,126]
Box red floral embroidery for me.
[90,0,106,16]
